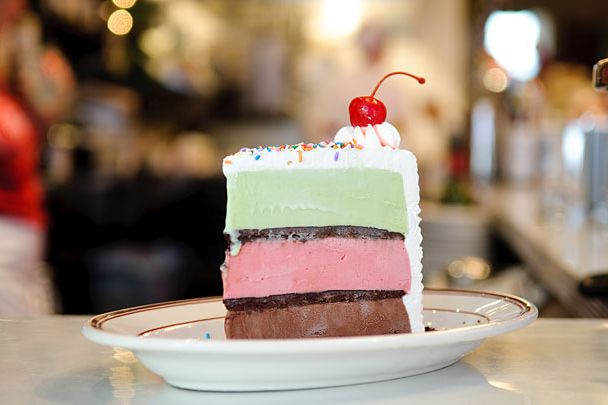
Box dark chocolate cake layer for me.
[224,290,405,311]
[227,226,405,245]
[225,297,410,339]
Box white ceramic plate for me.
[82,289,537,391]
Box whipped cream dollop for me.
[334,122,401,149]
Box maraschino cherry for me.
[349,71,425,127]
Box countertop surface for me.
[483,186,608,316]
[489,187,608,278]
[1,316,607,404]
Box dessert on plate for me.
[221,72,425,338]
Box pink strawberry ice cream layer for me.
[222,237,411,299]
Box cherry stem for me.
[369,71,426,98]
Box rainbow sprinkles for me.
[223,142,364,165]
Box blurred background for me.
[1,0,608,317]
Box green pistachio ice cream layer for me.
[225,168,408,235]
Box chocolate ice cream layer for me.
[225,296,410,339]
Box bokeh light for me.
[483,67,509,93]
[138,27,175,58]
[112,0,137,9]
[107,9,133,36]
[484,11,541,82]
[308,0,363,43]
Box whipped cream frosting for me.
[334,122,401,149]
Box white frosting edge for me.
[224,147,424,332]
[401,151,424,333]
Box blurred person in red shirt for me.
[0,0,75,315]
